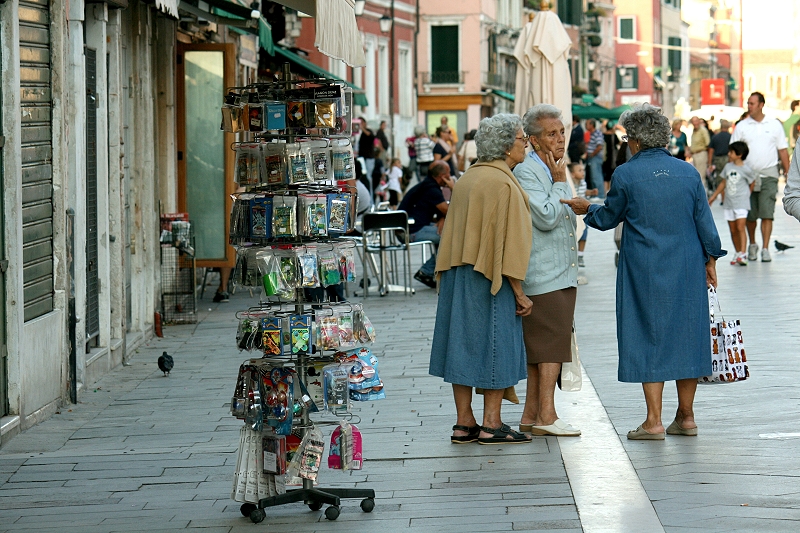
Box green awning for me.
[491,89,515,102]
[572,102,620,120]
[226,18,275,55]
[272,46,369,107]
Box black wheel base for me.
[324,505,340,520]
[250,508,265,523]
[240,503,256,517]
[360,497,375,513]
[307,501,323,511]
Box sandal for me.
[450,424,480,444]
[477,423,532,445]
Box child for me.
[568,162,598,268]
[385,158,404,208]
[708,141,755,266]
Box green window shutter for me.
[557,0,582,26]
[668,36,682,80]
[431,25,459,83]
[619,18,634,40]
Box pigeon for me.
[775,240,795,252]
[158,351,174,376]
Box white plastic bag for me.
[558,327,582,392]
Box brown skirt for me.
[522,287,577,364]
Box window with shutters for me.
[557,0,582,26]
[618,17,635,42]
[430,25,459,84]
[617,65,638,91]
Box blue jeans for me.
[587,154,605,198]
[412,224,440,276]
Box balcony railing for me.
[482,72,516,94]
[421,71,464,85]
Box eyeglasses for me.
[515,136,527,141]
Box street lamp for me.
[379,13,392,33]
[354,0,366,16]
[380,5,395,159]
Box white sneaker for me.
[761,248,772,262]
[577,256,585,268]
[577,275,588,285]
[747,243,759,261]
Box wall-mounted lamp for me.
[379,13,392,33]
[354,0,366,16]
[618,66,627,77]
[250,1,260,18]
[588,60,596,71]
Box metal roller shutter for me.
[85,47,99,343]
[19,0,54,322]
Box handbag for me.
[557,325,582,391]
[700,287,749,383]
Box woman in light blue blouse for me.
[513,104,581,438]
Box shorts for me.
[579,227,588,241]
[723,208,749,221]
[747,176,778,221]
[388,189,400,206]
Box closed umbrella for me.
[513,11,573,129]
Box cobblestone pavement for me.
[1,184,800,532]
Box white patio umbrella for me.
[513,10,573,129]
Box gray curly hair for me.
[474,113,522,162]
[522,104,563,136]
[620,103,671,150]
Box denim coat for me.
[584,148,726,382]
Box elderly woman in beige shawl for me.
[429,114,534,445]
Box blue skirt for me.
[429,265,527,389]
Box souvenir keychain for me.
[289,315,312,354]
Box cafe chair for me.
[361,210,414,297]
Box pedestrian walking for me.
[707,119,732,194]
[689,116,711,191]
[430,113,533,445]
[708,141,755,266]
[514,104,581,437]
[669,119,688,160]
[585,119,605,197]
[568,162,597,270]
[561,103,726,440]
[358,118,377,194]
[730,91,790,262]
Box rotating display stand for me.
[222,68,379,524]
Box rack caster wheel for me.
[308,501,323,511]
[249,508,265,523]
[324,505,340,520]
[360,498,375,513]
[240,503,256,517]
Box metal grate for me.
[85,47,100,342]
[19,0,55,321]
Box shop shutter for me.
[19,0,55,321]
[85,48,100,342]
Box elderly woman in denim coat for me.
[562,103,726,440]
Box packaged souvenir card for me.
[245,103,264,132]
[306,144,333,182]
[236,317,259,352]
[261,143,287,186]
[322,363,349,415]
[354,308,376,343]
[298,251,319,288]
[339,245,357,283]
[272,196,298,238]
[275,250,299,297]
[235,145,261,186]
[328,421,363,470]
[315,100,337,128]
[250,195,273,241]
[265,102,287,130]
[327,193,350,234]
[263,434,287,475]
[286,101,311,128]
[289,315,312,355]
[297,426,325,482]
[332,143,354,180]
[229,194,251,245]
[260,317,283,356]
[337,313,356,348]
[221,105,243,133]
[319,315,340,351]
[298,194,328,237]
[318,249,341,287]
[286,143,311,184]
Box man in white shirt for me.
[730,92,790,262]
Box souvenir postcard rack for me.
[222,73,379,524]
[159,213,197,324]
